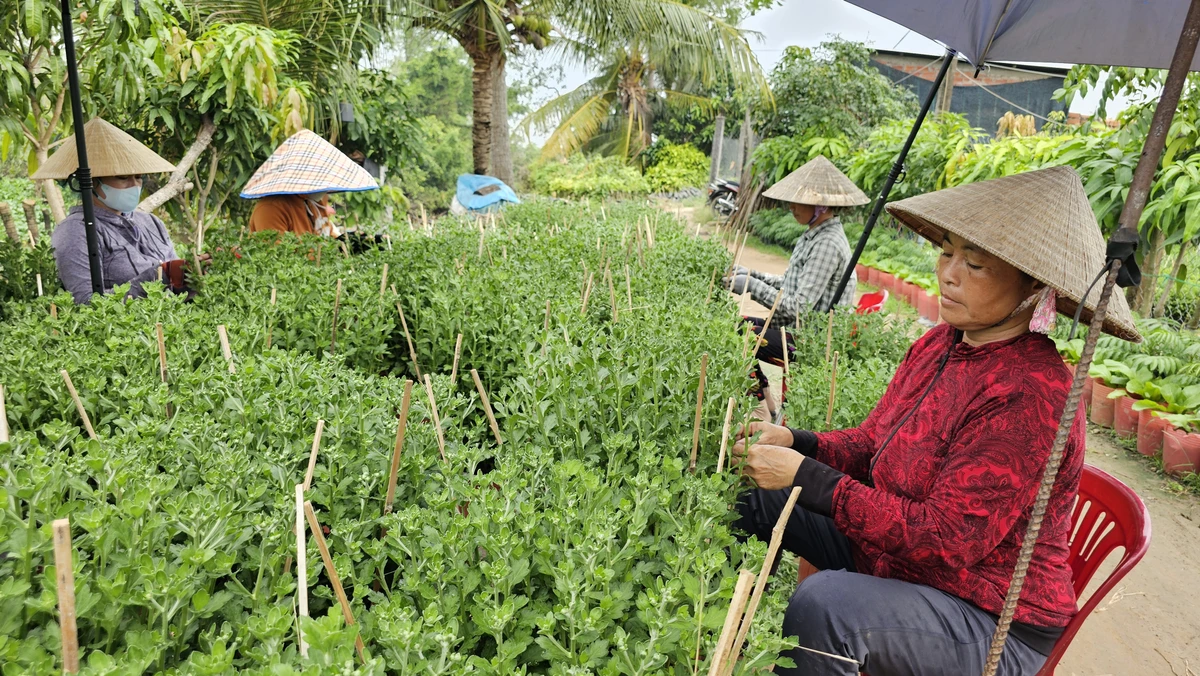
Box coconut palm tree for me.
[401,0,767,176]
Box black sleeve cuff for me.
[791,459,845,517]
[790,428,818,455]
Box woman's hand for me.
[731,440,804,490]
[737,421,793,447]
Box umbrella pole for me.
[824,48,956,312]
[59,0,103,295]
[983,3,1200,674]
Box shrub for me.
[528,154,650,198]
[750,207,805,248]
[643,141,710,192]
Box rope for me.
[981,261,1122,676]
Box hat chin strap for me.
[989,287,1054,332]
[807,205,829,226]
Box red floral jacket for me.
[804,323,1084,628]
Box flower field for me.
[0,203,822,674]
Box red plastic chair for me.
[856,290,888,315]
[1036,464,1152,674]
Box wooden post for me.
[450,334,463,384]
[303,502,366,663]
[625,265,634,309]
[21,199,39,245]
[266,288,277,350]
[706,569,756,676]
[302,419,326,492]
[824,310,835,363]
[379,263,388,298]
[60,370,97,440]
[0,203,17,242]
[423,375,447,462]
[394,299,423,380]
[52,518,79,673]
[217,325,236,374]
[825,352,839,431]
[295,484,309,657]
[715,396,735,473]
[723,487,803,676]
[383,381,414,515]
[330,279,343,354]
[688,353,709,472]
[470,369,503,445]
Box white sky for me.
[522,0,1138,129]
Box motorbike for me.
[707,178,739,217]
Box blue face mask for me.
[95,183,142,214]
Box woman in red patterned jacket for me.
[731,167,1141,676]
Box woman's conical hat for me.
[32,118,176,180]
[886,166,1141,342]
[761,155,871,207]
[240,129,378,198]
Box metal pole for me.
[982,3,1200,674]
[60,0,103,295]
[710,114,726,185]
[824,48,956,312]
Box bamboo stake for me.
[625,265,634,309]
[825,352,839,431]
[60,370,96,440]
[541,300,552,357]
[751,294,784,362]
[824,309,835,362]
[52,518,79,673]
[21,199,39,245]
[580,273,594,316]
[470,369,503,445]
[450,334,463,383]
[715,396,735,473]
[688,353,709,472]
[156,323,168,387]
[266,288,277,349]
[383,381,414,515]
[217,325,236,374]
[330,279,343,354]
[478,230,485,258]
[607,268,619,323]
[50,303,57,321]
[379,263,388,297]
[339,238,350,259]
[304,502,366,663]
[315,243,322,268]
[295,484,309,658]
[394,299,423,380]
[724,487,803,676]
[36,273,43,297]
[423,375,447,462]
[303,420,325,491]
[781,327,789,377]
[706,569,756,676]
[706,269,718,304]
[0,385,8,443]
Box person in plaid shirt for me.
[725,156,870,418]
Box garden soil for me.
[687,212,1200,675]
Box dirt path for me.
[675,206,1200,675]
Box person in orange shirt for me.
[248,192,340,237]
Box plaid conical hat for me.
[886,166,1141,342]
[240,129,378,198]
[762,155,870,207]
[32,118,175,180]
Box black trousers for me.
[744,316,794,398]
[735,488,1049,676]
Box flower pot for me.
[855,264,868,282]
[879,273,896,292]
[920,293,940,322]
[1090,381,1116,428]
[867,267,879,287]
[1137,409,1171,457]
[1114,395,1139,438]
[900,282,918,307]
[1162,428,1200,477]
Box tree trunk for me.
[138,116,217,214]
[35,146,68,223]
[1153,238,1191,318]
[468,48,501,177]
[1134,226,1166,314]
[490,56,514,186]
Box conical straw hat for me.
[32,118,175,180]
[886,166,1141,342]
[240,129,378,198]
[762,155,871,207]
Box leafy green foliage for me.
[528,155,650,198]
[0,201,800,672]
[643,141,709,192]
[749,208,804,248]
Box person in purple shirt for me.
[33,118,195,304]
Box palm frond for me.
[536,89,618,159]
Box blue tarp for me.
[455,174,520,213]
